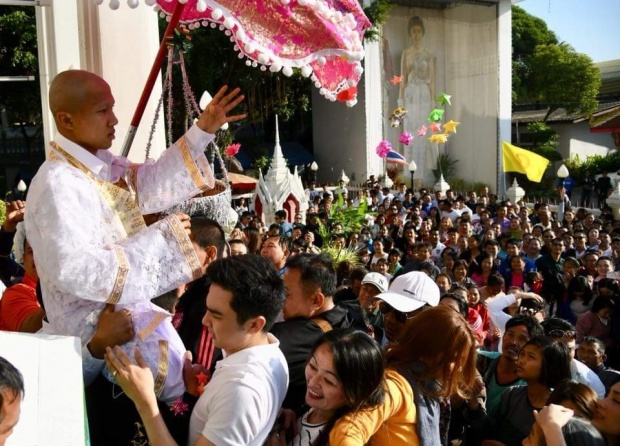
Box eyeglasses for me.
[379,302,417,323]
[517,307,538,316]
[548,329,576,340]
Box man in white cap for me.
[357,272,389,328]
[375,271,440,342]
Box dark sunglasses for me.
[379,302,417,323]
[548,329,576,340]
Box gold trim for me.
[108,245,129,304]
[153,340,169,398]
[167,214,203,281]
[50,142,146,237]
[176,136,212,193]
[137,313,167,341]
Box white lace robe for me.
[25,126,214,390]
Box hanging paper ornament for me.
[399,132,413,145]
[444,120,460,134]
[376,140,392,158]
[417,125,428,137]
[429,133,448,144]
[390,107,408,128]
[437,92,452,106]
[428,109,444,122]
[429,122,442,133]
[390,75,403,85]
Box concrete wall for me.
[552,122,614,160]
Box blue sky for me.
[518,0,620,63]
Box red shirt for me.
[0,274,39,332]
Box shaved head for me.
[48,70,118,154]
[49,70,109,117]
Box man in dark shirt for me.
[535,237,565,309]
[596,171,613,209]
[174,217,227,373]
[577,336,620,394]
[270,253,351,415]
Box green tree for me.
[528,43,601,121]
[512,6,601,122]
[526,121,561,162]
[511,5,557,101]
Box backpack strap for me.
[310,317,333,333]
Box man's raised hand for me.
[197,86,246,134]
[2,200,25,232]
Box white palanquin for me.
[255,116,308,227]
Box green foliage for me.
[432,153,459,181]
[0,8,38,72]
[444,178,491,195]
[525,122,562,162]
[0,201,5,226]
[317,199,370,267]
[327,194,371,235]
[563,153,620,184]
[363,0,393,42]
[0,7,41,129]
[321,243,364,267]
[511,6,601,121]
[253,154,269,173]
[511,5,558,101]
[528,43,601,120]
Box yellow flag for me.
[501,141,549,183]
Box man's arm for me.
[134,86,246,215]
[82,303,134,385]
[26,167,201,307]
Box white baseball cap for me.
[377,271,440,313]
[361,272,389,294]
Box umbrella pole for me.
[121,1,187,158]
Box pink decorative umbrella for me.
[155,0,370,104]
[96,0,370,156]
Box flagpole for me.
[120,1,187,158]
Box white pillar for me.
[497,0,512,195]
[364,39,384,178]
[36,0,81,155]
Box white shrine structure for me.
[254,116,308,227]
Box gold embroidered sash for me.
[49,142,147,237]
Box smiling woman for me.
[266,329,385,446]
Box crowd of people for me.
[2,69,620,446]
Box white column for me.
[36,0,81,154]
[497,0,512,195]
[364,39,384,177]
